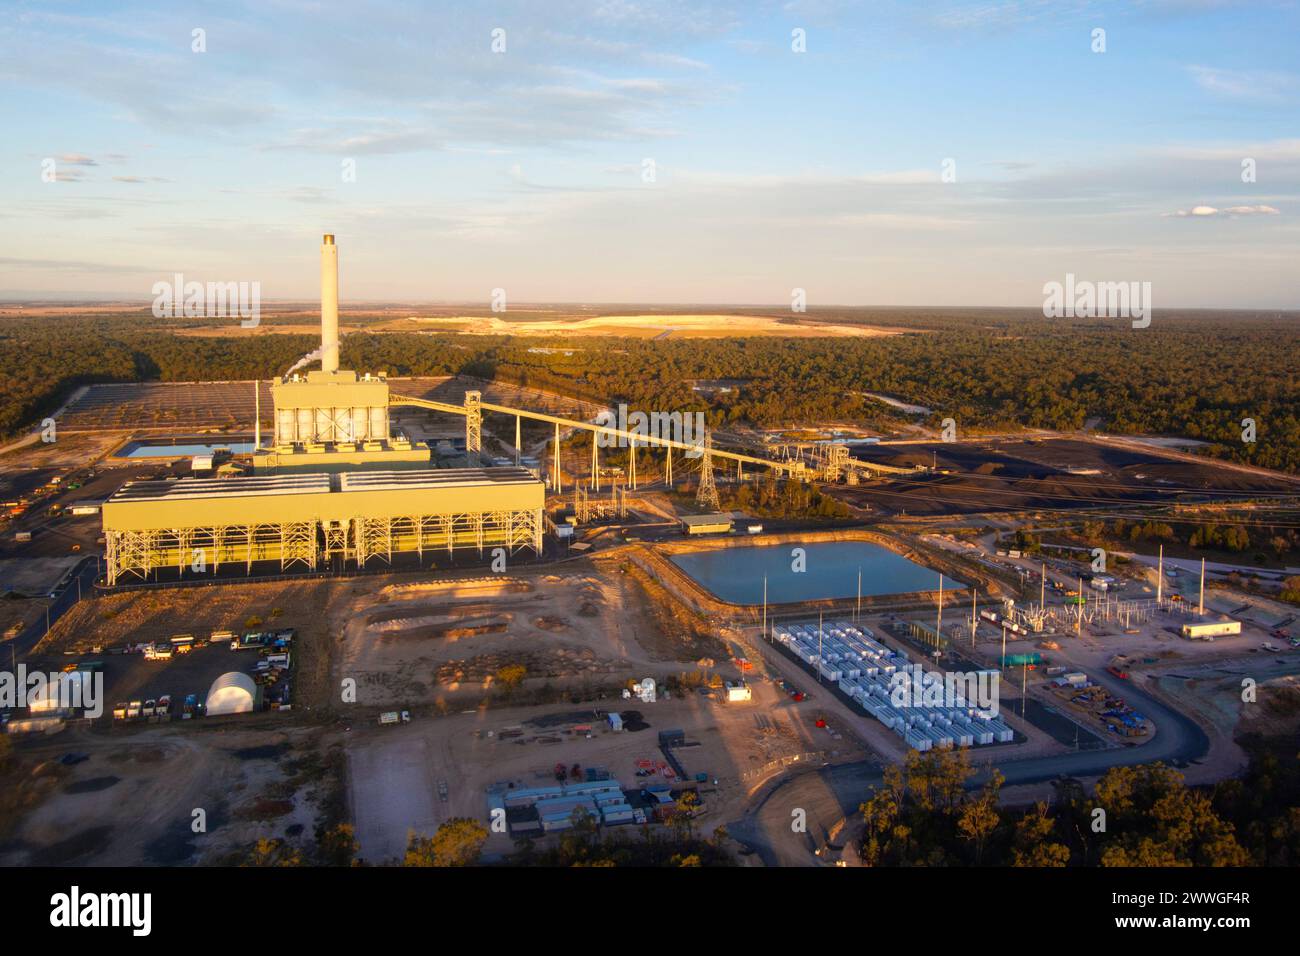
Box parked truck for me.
[378,711,411,726]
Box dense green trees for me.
[858,749,1297,866]
[721,474,851,519]
[403,818,489,866]
[1078,517,1298,564]
[4,309,1297,473]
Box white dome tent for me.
[205,672,259,716]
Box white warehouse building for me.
[205,672,259,716]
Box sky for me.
[1,0,1298,308]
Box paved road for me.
[727,663,1211,866]
[4,556,97,662]
[1129,552,1300,580]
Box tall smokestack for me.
[321,233,339,373]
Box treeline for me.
[719,474,852,520]
[1076,517,1299,562]
[0,318,477,438]
[860,740,1300,866]
[3,312,1298,474]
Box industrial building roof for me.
[680,513,732,527]
[109,474,331,503]
[340,466,540,492]
[103,466,546,531]
[110,467,540,505]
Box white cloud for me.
[1187,65,1299,100]
[1166,204,1281,217]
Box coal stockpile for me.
[834,438,1297,517]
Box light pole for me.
[1021,660,1027,718]
[817,612,823,683]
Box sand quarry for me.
[396,313,906,339]
[157,311,909,340]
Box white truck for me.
[379,711,411,726]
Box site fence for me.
[741,750,828,782]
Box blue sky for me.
[1,0,1298,307]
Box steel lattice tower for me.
[695,430,720,510]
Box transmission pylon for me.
[464,390,482,466]
[695,430,720,510]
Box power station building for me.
[102,467,543,583]
[254,234,431,475]
[102,235,545,585]
[254,370,431,475]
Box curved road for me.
[729,666,1211,866]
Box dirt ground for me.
[333,562,725,712]
[32,553,733,726]
[10,555,777,864]
[0,430,126,470]
[1148,667,1300,768]
[346,677,859,863]
[0,556,81,596]
[0,724,345,866]
[36,577,351,715]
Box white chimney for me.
[321,233,339,373]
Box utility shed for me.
[724,682,752,702]
[681,514,732,535]
[205,672,259,716]
[1181,619,1241,639]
